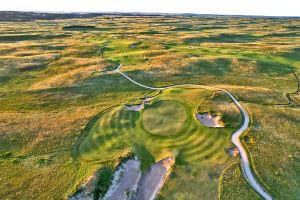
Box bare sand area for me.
[135,157,175,200]
[102,157,174,200]
[125,104,144,111]
[103,159,141,200]
[125,97,154,111]
[196,112,225,127]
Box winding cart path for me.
[113,64,272,200]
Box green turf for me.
[73,88,234,166]
[142,100,187,136]
[71,87,236,199]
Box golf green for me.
[142,100,187,136]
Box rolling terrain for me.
[0,12,299,199]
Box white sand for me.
[125,97,154,111]
[196,112,225,127]
[226,147,239,157]
[125,104,144,111]
[103,159,141,200]
[135,157,175,200]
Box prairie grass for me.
[0,14,299,199]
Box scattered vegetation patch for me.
[93,167,115,200]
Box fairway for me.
[73,88,234,167]
[142,100,187,136]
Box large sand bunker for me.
[125,103,144,111]
[103,159,141,200]
[196,112,225,127]
[135,157,175,200]
[103,157,174,200]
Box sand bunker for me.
[125,104,144,111]
[226,147,239,157]
[103,159,141,200]
[125,97,154,111]
[129,42,141,48]
[103,157,174,200]
[135,157,175,200]
[102,41,111,46]
[196,112,225,127]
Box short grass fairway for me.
[72,87,237,198]
[142,100,187,136]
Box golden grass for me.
[0,14,299,199]
[30,62,102,90]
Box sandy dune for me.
[135,157,175,200]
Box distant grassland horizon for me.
[0,14,299,199]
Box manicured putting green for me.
[142,100,187,136]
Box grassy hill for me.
[0,13,299,199]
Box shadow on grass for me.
[175,150,189,166]
[184,33,261,44]
[180,58,232,76]
[63,25,114,32]
[255,60,293,76]
[278,47,300,61]
[30,73,148,96]
[93,167,114,200]
[133,144,155,171]
[170,25,228,32]
[0,34,72,43]
[62,45,114,58]
[138,30,161,35]
[0,75,12,83]
[265,32,300,37]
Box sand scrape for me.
[103,158,141,200]
[196,112,225,127]
[69,170,100,200]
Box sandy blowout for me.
[196,112,225,127]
